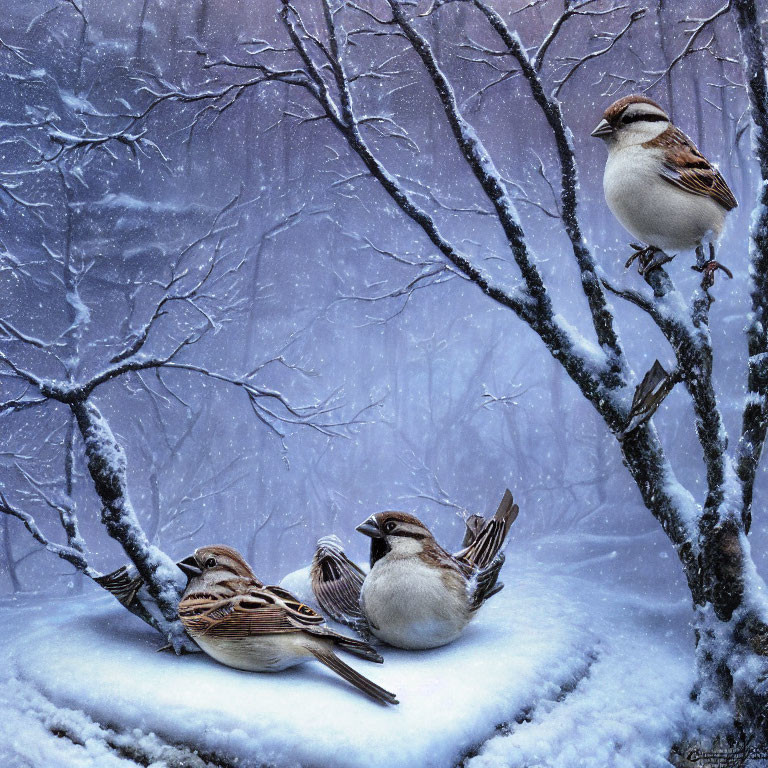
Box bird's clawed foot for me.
[692,243,733,292]
[625,243,674,275]
[691,260,733,291]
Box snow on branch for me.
[153,362,380,441]
[732,0,768,532]
[0,316,63,351]
[124,66,316,140]
[0,489,96,578]
[388,1,550,305]
[602,260,733,521]
[533,0,617,72]
[280,1,538,312]
[646,2,732,90]
[110,192,248,364]
[14,460,85,554]
[0,393,48,415]
[44,126,168,166]
[552,7,647,97]
[470,0,625,376]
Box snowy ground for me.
[1,534,697,768]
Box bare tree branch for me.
[0,489,96,578]
[645,2,732,90]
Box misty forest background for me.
[1,0,766,603]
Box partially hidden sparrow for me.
[592,94,737,288]
[311,490,518,650]
[177,545,398,705]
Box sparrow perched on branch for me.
[177,545,398,705]
[311,490,518,650]
[592,94,737,289]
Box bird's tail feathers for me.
[330,632,383,663]
[309,647,398,705]
[456,489,518,569]
[468,553,505,610]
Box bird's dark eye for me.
[205,557,217,568]
[383,521,396,533]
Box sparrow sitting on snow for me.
[177,545,398,705]
[591,94,737,289]
[311,490,518,650]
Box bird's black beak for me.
[177,555,202,579]
[356,516,383,539]
[591,118,613,138]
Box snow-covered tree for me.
[0,5,365,651]
[123,0,768,740]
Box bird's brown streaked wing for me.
[461,514,485,549]
[262,584,326,626]
[454,489,518,570]
[468,553,506,611]
[310,536,368,634]
[645,127,737,211]
[94,565,143,607]
[179,592,302,638]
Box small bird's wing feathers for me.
[454,489,518,570]
[307,646,398,706]
[309,535,370,637]
[268,577,381,661]
[180,594,299,637]
[461,514,486,549]
[262,585,326,625]
[179,588,324,638]
[178,584,383,669]
[646,127,737,211]
[305,625,383,663]
[622,359,676,436]
[467,553,506,611]
[94,564,143,608]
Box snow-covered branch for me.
[732,0,768,533]
[646,2,732,90]
[110,194,246,364]
[603,261,731,526]
[534,0,618,72]
[0,489,96,578]
[552,7,647,96]
[470,0,626,379]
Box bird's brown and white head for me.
[356,511,434,566]
[177,544,260,596]
[591,95,670,149]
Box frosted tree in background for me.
[0,13,364,650]
[125,0,768,738]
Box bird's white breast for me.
[361,556,470,650]
[603,145,727,253]
[194,632,313,672]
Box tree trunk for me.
[692,550,768,739]
[617,421,768,737]
[70,398,194,652]
[2,515,22,593]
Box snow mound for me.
[2,551,695,768]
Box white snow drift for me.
[1,541,696,768]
